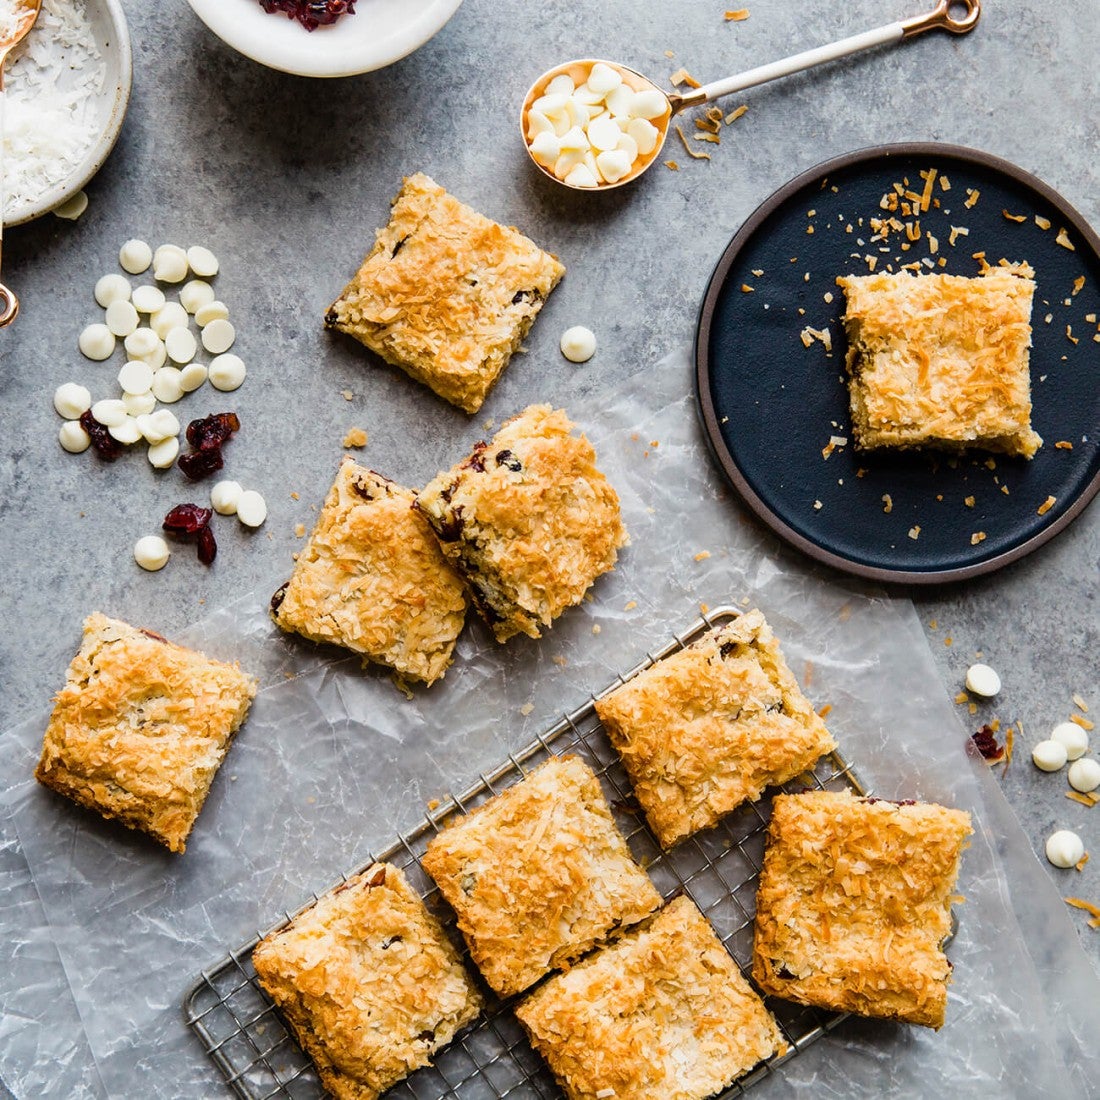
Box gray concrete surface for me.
[1,0,1097,1065]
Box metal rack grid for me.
[185,605,867,1099]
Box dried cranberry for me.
[178,448,225,481]
[495,449,522,472]
[197,526,217,565]
[185,412,239,451]
[270,582,289,614]
[163,504,213,534]
[259,0,355,31]
[462,442,488,473]
[78,410,122,461]
[971,725,1005,763]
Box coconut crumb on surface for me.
[592,624,601,635]
[340,389,354,401]
[724,8,750,19]
[294,523,306,537]
[1002,209,1026,223]
[964,188,980,208]
[1067,791,1099,808]
[1071,713,1095,731]
[669,68,701,88]
[1064,897,1100,929]
[724,104,748,124]
[1037,495,1057,515]
[908,525,921,540]
[674,125,710,159]
[624,600,637,611]
[1073,694,1089,713]
[664,160,680,171]
[964,495,975,507]
[741,283,755,292]
[882,494,892,513]
[1056,227,1075,250]
[693,550,711,561]
[820,434,847,459]
[551,655,568,668]
[1035,214,1051,229]
[342,427,368,448]
[1055,441,1074,450]
[971,532,987,545]
[519,702,534,716]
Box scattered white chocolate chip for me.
[210,480,242,515]
[208,353,246,392]
[108,416,143,444]
[139,338,168,371]
[965,663,1001,697]
[134,534,170,571]
[94,273,131,308]
[194,300,229,327]
[179,279,215,314]
[59,420,91,453]
[151,367,185,404]
[1068,757,1100,794]
[119,239,153,275]
[179,362,208,392]
[53,382,92,419]
[165,326,198,365]
[150,301,189,339]
[560,325,596,363]
[137,408,180,444]
[123,391,157,417]
[90,398,127,427]
[105,298,139,337]
[123,327,160,359]
[117,360,154,396]
[131,285,166,314]
[201,318,235,354]
[236,489,267,528]
[1032,739,1068,772]
[1051,721,1089,761]
[1045,829,1085,869]
[186,245,219,278]
[53,190,89,220]
[147,436,180,468]
[79,323,115,360]
[153,244,188,283]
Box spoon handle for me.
[676,0,979,111]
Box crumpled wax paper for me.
[2,349,1099,1098]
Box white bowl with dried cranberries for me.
[186,0,463,78]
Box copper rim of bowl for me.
[520,58,672,191]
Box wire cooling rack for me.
[185,605,867,1099]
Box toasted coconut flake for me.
[882,494,893,514]
[1002,209,1027,223]
[1073,694,1089,713]
[724,104,748,125]
[1035,214,1051,230]
[741,283,755,293]
[669,68,701,89]
[964,495,975,507]
[1070,713,1095,731]
[1055,227,1075,250]
[693,550,711,562]
[970,532,987,545]
[1055,441,1074,450]
[1067,791,1098,808]
[341,389,354,401]
[694,132,721,143]
[1076,852,1091,872]
[342,427,368,448]
[1037,495,1057,516]
[294,523,306,538]
[939,175,951,191]
[908,525,921,540]
[964,188,980,208]
[1065,896,1100,921]
[664,160,680,171]
[1004,722,1014,768]
[725,7,750,19]
[948,225,969,246]
[674,125,710,160]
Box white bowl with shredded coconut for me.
[1,0,131,225]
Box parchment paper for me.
[2,349,1098,1098]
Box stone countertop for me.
[1,0,1096,1071]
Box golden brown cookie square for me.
[837,264,1041,457]
[594,610,836,848]
[35,614,257,853]
[515,895,783,1100]
[415,405,627,642]
[421,755,660,998]
[271,459,468,686]
[752,790,972,1029]
[252,863,482,1100]
[325,173,565,414]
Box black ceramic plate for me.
[695,144,1100,583]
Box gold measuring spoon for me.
[0,0,41,326]
[522,0,980,191]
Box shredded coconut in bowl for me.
[1,0,106,221]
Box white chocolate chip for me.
[94,273,131,307]
[208,353,246,392]
[90,398,128,427]
[560,325,597,363]
[132,285,166,314]
[605,84,634,117]
[105,299,140,337]
[236,489,267,528]
[150,301,189,339]
[53,190,89,220]
[186,246,219,278]
[1032,739,1068,772]
[54,382,92,419]
[165,326,198,364]
[964,663,1001,697]
[134,535,170,571]
[137,408,180,444]
[587,117,622,152]
[529,131,561,168]
[194,300,229,327]
[59,420,91,453]
[525,110,555,141]
[596,148,633,183]
[1068,757,1100,794]
[564,163,600,188]
[572,81,603,106]
[119,239,153,275]
[179,363,208,392]
[117,360,154,396]
[139,338,167,371]
[532,92,568,116]
[151,367,185,404]
[153,244,189,283]
[627,117,660,154]
[1045,829,1085,868]
[147,436,180,468]
[587,62,623,96]
[179,280,215,314]
[1051,721,1089,760]
[122,391,156,417]
[559,125,590,153]
[79,323,116,360]
[124,327,161,360]
[211,480,243,515]
[630,89,669,120]
[615,132,639,163]
[554,149,586,179]
[108,416,143,444]
[201,318,236,354]
[545,73,575,97]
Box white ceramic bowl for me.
[186,0,464,79]
[5,0,132,226]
